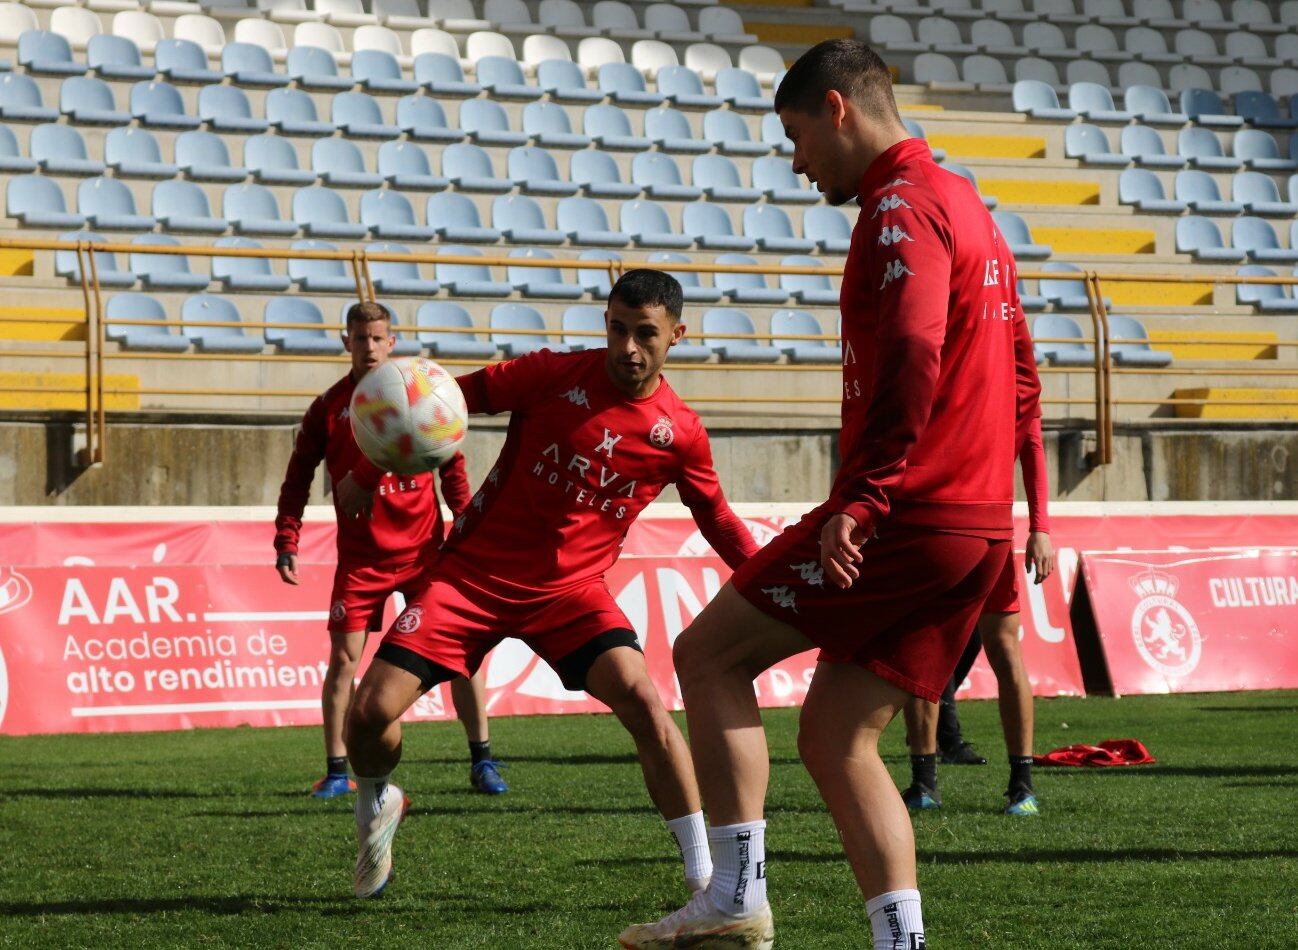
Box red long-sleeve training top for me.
[1020,415,1050,534]
[829,137,1043,540]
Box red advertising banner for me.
[1073,549,1298,696]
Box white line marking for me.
[71,700,321,717]
[202,611,329,622]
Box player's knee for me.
[672,628,713,684]
[347,688,392,740]
[608,678,664,734]
[797,726,842,782]
[326,647,361,678]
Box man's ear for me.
[826,89,848,129]
[671,322,687,344]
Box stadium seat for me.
[684,201,754,251]
[598,62,663,106]
[437,244,512,297]
[622,199,692,249]
[153,179,228,234]
[378,140,448,191]
[156,38,222,83]
[426,192,500,243]
[522,101,591,149]
[0,73,58,122]
[1233,129,1298,171]
[1108,314,1172,367]
[131,234,209,290]
[561,305,607,351]
[508,247,582,299]
[779,255,839,305]
[362,190,435,241]
[1012,80,1076,120]
[1014,57,1062,91]
[1032,313,1093,366]
[442,142,512,193]
[0,124,35,173]
[521,34,573,72]
[416,301,498,359]
[222,41,288,86]
[1175,170,1244,214]
[744,204,815,254]
[698,5,753,43]
[223,183,297,237]
[429,0,491,32]
[647,250,721,304]
[106,293,191,352]
[50,6,102,50]
[246,134,315,185]
[102,128,172,180]
[538,59,602,104]
[577,249,619,297]
[183,290,269,351]
[1181,88,1243,128]
[1174,28,1231,68]
[762,112,793,156]
[394,95,463,143]
[412,51,480,97]
[491,302,566,356]
[1176,216,1246,262]
[1230,217,1298,264]
[557,196,630,246]
[919,16,978,54]
[55,230,134,287]
[1237,263,1298,312]
[713,252,788,305]
[265,298,344,354]
[578,36,626,76]
[962,54,1011,93]
[992,211,1051,259]
[716,67,770,112]
[464,30,518,66]
[1018,277,1048,312]
[647,106,710,154]
[702,308,780,362]
[1074,22,1124,61]
[1039,262,1104,309]
[914,53,969,91]
[287,44,352,90]
[461,98,528,147]
[694,153,762,203]
[1124,84,1188,127]
[1122,25,1180,63]
[1234,90,1298,131]
[173,13,226,56]
[265,87,335,137]
[294,186,367,238]
[78,176,154,231]
[753,156,818,205]
[506,145,577,196]
[738,46,782,84]
[585,104,652,151]
[1234,171,1298,216]
[236,18,290,59]
[1119,124,1186,169]
[353,25,407,62]
[332,91,399,139]
[1219,65,1263,96]
[19,29,85,75]
[803,205,850,254]
[130,80,199,129]
[592,0,653,40]
[86,34,153,80]
[112,11,164,55]
[478,54,541,100]
[30,124,103,176]
[198,84,267,134]
[368,241,441,296]
[538,0,598,38]
[633,151,703,200]
[350,48,417,93]
[410,26,461,61]
[772,309,840,364]
[1178,127,1243,170]
[287,238,352,292]
[1065,124,1130,167]
[657,65,722,110]
[703,108,770,156]
[1118,168,1187,213]
[176,130,248,182]
[494,193,565,245]
[313,138,383,188]
[869,14,925,53]
[1,3,39,44]
[572,150,641,199]
[644,4,704,43]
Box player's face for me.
[782,96,857,207]
[604,301,686,394]
[344,319,395,379]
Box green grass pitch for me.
[1,691,1295,948]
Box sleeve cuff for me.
[835,500,878,536]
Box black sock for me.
[910,754,938,791]
[1009,755,1033,791]
[326,755,348,777]
[469,740,492,765]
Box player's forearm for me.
[692,504,758,570]
[438,453,473,516]
[1019,417,1050,533]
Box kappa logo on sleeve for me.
[563,386,590,408]
[877,224,915,247]
[882,177,914,189]
[879,259,916,290]
[870,193,913,219]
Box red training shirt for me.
[274,372,473,565]
[830,137,1043,540]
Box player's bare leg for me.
[451,669,508,794]
[311,628,366,799]
[901,695,942,810]
[980,611,1038,814]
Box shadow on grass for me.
[188,803,659,819]
[405,753,638,767]
[0,787,221,800]
[1044,765,1298,779]
[1197,705,1298,713]
[0,895,630,919]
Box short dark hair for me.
[345,300,391,333]
[773,39,898,122]
[609,268,684,321]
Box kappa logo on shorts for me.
[879,259,915,290]
[870,193,913,219]
[649,417,675,448]
[761,585,798,612]
[789,560,824,587]
[329,600,346,622]
[394,606,424,634]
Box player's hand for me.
[276,553,299,585]
[820,513,865,590]
[336,472,373,519]
[1026,531,1054,584]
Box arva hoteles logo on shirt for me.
[531,427,640,519]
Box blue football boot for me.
[470,760,508,795]
[310,773,355,799]
[901,783,941,811]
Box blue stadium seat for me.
[477,54,541,100]
[87,35,153,81]
[1175,169,1243,213]
[31,124,103,176]
[426,192,500,243]
[562,304,606,350]
[744,204,815,254]
[80,177,155,231]
[437,244,512,297]
[222,42,288,87]
[1236,264,1298,312]
[491,302,567,356]
[312,138,383,188]
[55,230,134,287]
[266,87,336,136]
[332,91,400,138]
[1233,129,1298,172]
[992,210,1052,259]
[572,150,641,199]
[1178,126,1243,170]
[716,67,770,111]
[288,45,353,90]
[442,142,512,193]
[779,255,839,305]
[508,247,583,298]
[1123,84,1187,126]
[1234,171,1298,216]
[156,38,222,84]
[416,301,498,359]
[176,129,249,182]
[294,186,368,238]
[683,201,753,251]
[761,112,792,156]
[289,238,355,292]
[493,193,565,245]
[378,140,447,191]
[714,252,789,305]
[577,249,620,298]
[1107,313,1172,367]
[1180,87,1243,128]
[265,298,345,354]
[509,145,579,196]
[647,250,721,304]
[19,30,85,76]
[396,95,464,142]
[1018,278,1048,312]
[598,62,664,106]
[538,59,602,104]
[1065,123,1129,166]
[585,104,652,151]
[693,153,761,202]
[7,175,84,228]
[702,308,780,362]
[60,76,130,125]
[1039,261,1097,309]
[522,100,591,149]
[632,151,703,200]
[656,64,722,109]
[154,179,228,233]
[1011,79,1075,120]
[130,81,199,129]
[772,309,840,364]
[361,189,435,240]
[211,236,291,293]
[1067,81,1131,122]
[413,51,482,97]
[461,98,528,146]
[803,205,850,254]
[351,48,418,93]
[703,108,769,156]
[753,155,817,204]
[621,199,692,249]
[105,127,177,179]
[106,293,191,352]
[557,196,630,247]
[130,234,209,290]
[246,134,316,185]
[224,183,298,237]
[182,292,267,353]
[0,73,59,122]
[1032,313,1093,366]
[1232,217,1298,264]
[200,84,267,133]
[368,241,441,295]
[646,106,709,154]
[1118,168,1186,213]
[1119,124,1186,169]
[1233,91,1298,131]
[0,124,35,173]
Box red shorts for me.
[982,553,1021,615]
[731,507,1010,703]
[381,554,635,689]
[328,558,430,634]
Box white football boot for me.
[353,782,410,898]
[618,889,775,949]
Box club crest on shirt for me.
[649,417,675,448]
[394,605,423,634]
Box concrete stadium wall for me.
[0,417,1294,507]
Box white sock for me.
[705,820,767,916]
[354,773,390,823]
[866,889,925,950]
[666,811,713,885]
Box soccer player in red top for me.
[339,270,758,900]
[620,40,1043,950]
[274,301,506,800]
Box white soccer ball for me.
[349,357,468,474]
